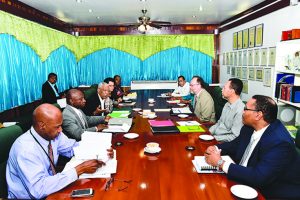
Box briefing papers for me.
[172,107,192,114]
[102,118,132,133]
[63,131,117,178]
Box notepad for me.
[108,111,131,118]
[192,156,234,174]
[177,125,205,132]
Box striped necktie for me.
[48,141,56,175]
[239,135,256,166]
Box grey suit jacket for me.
[62,105,105,141]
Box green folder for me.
[177,125,205,133]
[108,111,131,118]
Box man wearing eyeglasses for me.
[205,95,300,199]
[189,76,215,123]
[209,78,244,142]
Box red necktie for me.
[48,141,56,175]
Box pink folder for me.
[148,120,175,127]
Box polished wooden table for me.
[48,90,265,200]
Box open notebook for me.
[192,155,234,173]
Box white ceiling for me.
[18,0,266,26]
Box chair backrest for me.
[84,88,97,101]
[0,125,24,198]
[295,129,300,154]
[210,86,227,121]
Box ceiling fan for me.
[127,9,171,33]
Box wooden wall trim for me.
[0,0,71,33]
[219,0,290,32]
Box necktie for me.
[78,111,87,128]
[48,141,56,175]
[193,96,197,109]
[239,135,256,166]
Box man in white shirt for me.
[170,76,190,97]
[209,78,244,142]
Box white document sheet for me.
[57,98,67,108]
[176,121,201,126]
[102,123,131,133]
[172,107,192,114]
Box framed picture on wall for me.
[233,32,238,50]
[255,24,263,47]
[268,47,276,66]
[238,31,243,49]
[248,50,254,66]
[238,51,243,66]
[227,66,231,74]
[260,48,268,66]
[236,67,242,78]
[255,68,263,81]
[242,80,248,94]
[231,66,236,77]
[243,29,249,48]
[234,52,238,66]
[263,68,272,87]
[226,52,230,65]
[241,67,248,80]
[249,26,255,48]
[254,49,260,66]
[248,67,255,80]
[230,52,234,65]
[243,50,248,66]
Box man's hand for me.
[105,116,111,122]
[75,159,105,176]
[107,148,114,159]
[204,146,221,166]
[96,124,107,131]
[93,106,106,115]
[117,97,122,103]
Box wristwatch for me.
[216,159,224,171]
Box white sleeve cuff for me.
[222,161,233,174]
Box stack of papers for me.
[166,100,180,104]
[177,125,205,133]
[102,123,131,133]
[192,156,233,173]
[172,107,192,114]
[119,102,136,107]
[108,111,131,118]
[125,92,137,99]
[176,121,201,126]
[63,132,117,178]
[154,108,171,112]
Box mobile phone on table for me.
[70,188,94,197]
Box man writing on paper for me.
[84,82,113,116]
[168,75,190,97]
[209,78,244,142]
[189,76,216,123]
[63,89,108,141]
[6,104,113,199]
[205,95,300,199]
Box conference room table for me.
[47,90,265,200]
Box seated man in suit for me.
[103,77,118,107]
[205,95,300,199]
[209,78,244,142]
[63,89,108,141]
[83,82,113,116]
[6,104,112,199]
[189,76,216,123]
[42,72,61,104]
[169,75,190,97]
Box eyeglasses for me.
[243,106,260,112]
[105,177,132,191]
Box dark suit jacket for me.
[218,120,300,199]
[83,92,113,116]
[42,81,58,104]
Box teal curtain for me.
[0,34,78,111]
[0,34,212,112]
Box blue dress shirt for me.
[6,127,78,199]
